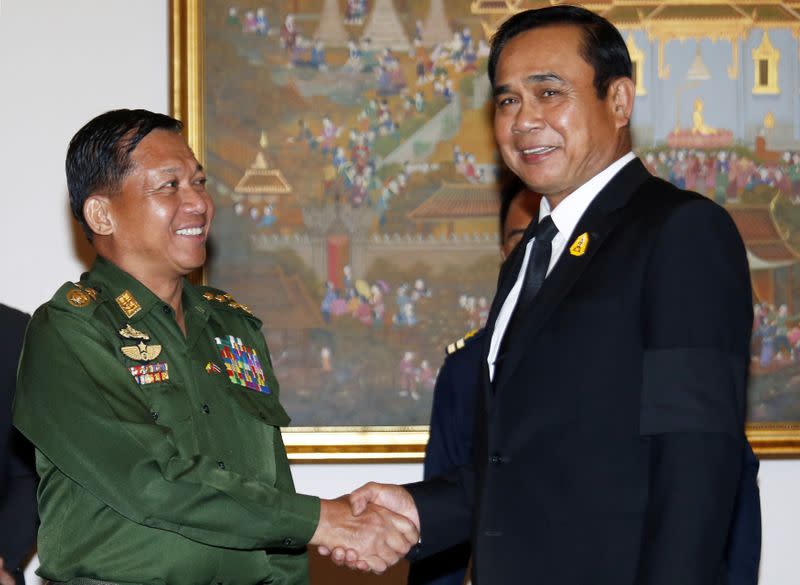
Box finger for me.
[317,545,331,556]
[345,548,359,563]
[331,547,346,563]
[349,483,376,515]
[355,559,370,572]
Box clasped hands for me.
[310,482,419,574]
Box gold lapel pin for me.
[570,232,590,256]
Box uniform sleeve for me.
[635,199,752,585]
[13,307,319,551]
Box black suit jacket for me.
[406,159,753,585]
[0,304,36,585]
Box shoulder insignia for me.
[116,290,142,318]
[66,287,91,308]
[445,328,480,355]
[201,288,254,315]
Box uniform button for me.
[489,454,501,464]
[162,304,171,314]
[151,411,159,421]
[283,537,295,546]
[202,404,210,414]
[217,460,225,470]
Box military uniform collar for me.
[85,256,208,324]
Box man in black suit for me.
[331,6,754,585]
[409,180,762,585]
[0,304,36,585]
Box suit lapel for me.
[492,158,652,392]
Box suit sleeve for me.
[725,441,761,585]
[636,198,752,585]
[13,307,319,551]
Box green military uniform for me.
[13,256,319,585]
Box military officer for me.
[13,109,417,585]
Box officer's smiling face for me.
[104,129,214,281]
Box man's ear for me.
[608,76,635,129]
[83,195,114,237]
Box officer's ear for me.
[83,194,114,237]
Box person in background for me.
[0,304,36,585]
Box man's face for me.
[501,189,540,259]
[103,129,214,280]
[493,25,624,202]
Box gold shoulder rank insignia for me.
[66,287,91,308]
[445,328,480,355]
[203,290,253,315]
[121,341,162,362]
[116,290,141,318]
[569,232,589,257]
[119,324,150,341]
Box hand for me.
[319,483,420,570]
[350,482,419,529]
[310,496,419,574]
[0,558,15,585]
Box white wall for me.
[0,2,797,584]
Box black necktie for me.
[515,214,558,313]
[493,215,558,384]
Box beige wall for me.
[0,2,797,584]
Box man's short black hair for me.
[499,174,527,244]
[66,109,183,240]
[487,5,632,99]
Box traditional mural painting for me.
[197,0,800,430]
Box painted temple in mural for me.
[204,0,800,426]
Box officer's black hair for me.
[498,174,527,244]
[487,5,632,99]
[66,109,183,240]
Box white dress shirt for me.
[487,152,636,381]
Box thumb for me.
[349,482,377,515]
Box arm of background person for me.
[635,197,753,585]
[724,440,761,585]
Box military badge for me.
[214,335,270,394]
[66,288,91,308]
[129,362,169,385]
[118,324,162,362]
[121,342,162,362]
[569,232,590,257]
[116,290,142,318]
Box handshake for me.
[309,482,419,574]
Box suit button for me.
[202,404,210,414]
[489,454,501,464]
[217,460,225,470]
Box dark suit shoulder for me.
[0,304,29,338]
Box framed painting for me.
[172,0,800,459]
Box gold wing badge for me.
[119,324,162,362]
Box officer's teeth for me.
[176,227,203,236]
